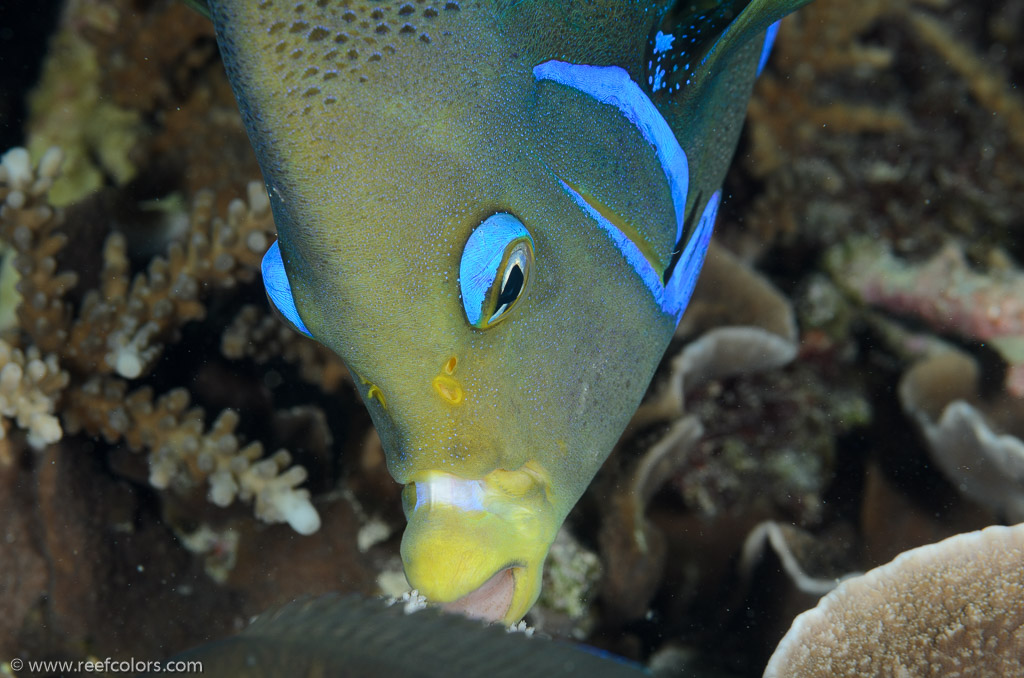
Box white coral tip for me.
[39,147,63,179]
[1,147,31,187]
[26,412,62,449]
[113,348,143,379]
[274,490,321,535]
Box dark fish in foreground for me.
[142,594,647,677]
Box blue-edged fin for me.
[645,0,812,97]
[664,190,720,318]
[180,0,210,19]
[144,594,649,678]
[757,20,783,75]
[709,0,810,70]
[261,240,313,339]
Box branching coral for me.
[0,0,1019,671]
[0,338,67,450]
[222,304,350,393]
[0,146,319,534]
[65,180,271,379]
[739,0,1024,255]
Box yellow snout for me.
[400,466,559,625]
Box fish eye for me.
[459,213,534,329]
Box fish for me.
[201,0,812,624]
[141,594,648,677]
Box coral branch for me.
[0,147,77,354]
[0,338,68,449]
[63,376,320,535]
[65,182,274,379]
[222,304,350,393]
[0,146,320,533]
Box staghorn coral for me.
[0,146,319,534]
[63,379,320,534]
[222,304,350,393]
[0,338,67,450]
[62,180,272,379]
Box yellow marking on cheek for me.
[367,384,387,409]
[433,374,463,405]
[358,374,388,410]
[444,356,458,375]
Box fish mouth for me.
[440,566,520,623]
[400,464,558,623]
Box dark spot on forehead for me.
[308,26,330,41]
[265,0,460,86]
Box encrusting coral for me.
[900,350,1024,522]
[0,146,319,534]
[764,524,1024,677]
[830,237,1024,397]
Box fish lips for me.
[441,566,519,622]
[399,471,557,624]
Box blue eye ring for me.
[459,213,534,329]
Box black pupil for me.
[496,264,524,309]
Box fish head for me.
[213,0,811,623]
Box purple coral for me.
[829,239,1024,396]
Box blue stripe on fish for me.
[665,190,720,318]
[556,177,672,313]
[757,20,783,75]
[533,61,689,244]
[262,240,313,338]
[557,180,719,322]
